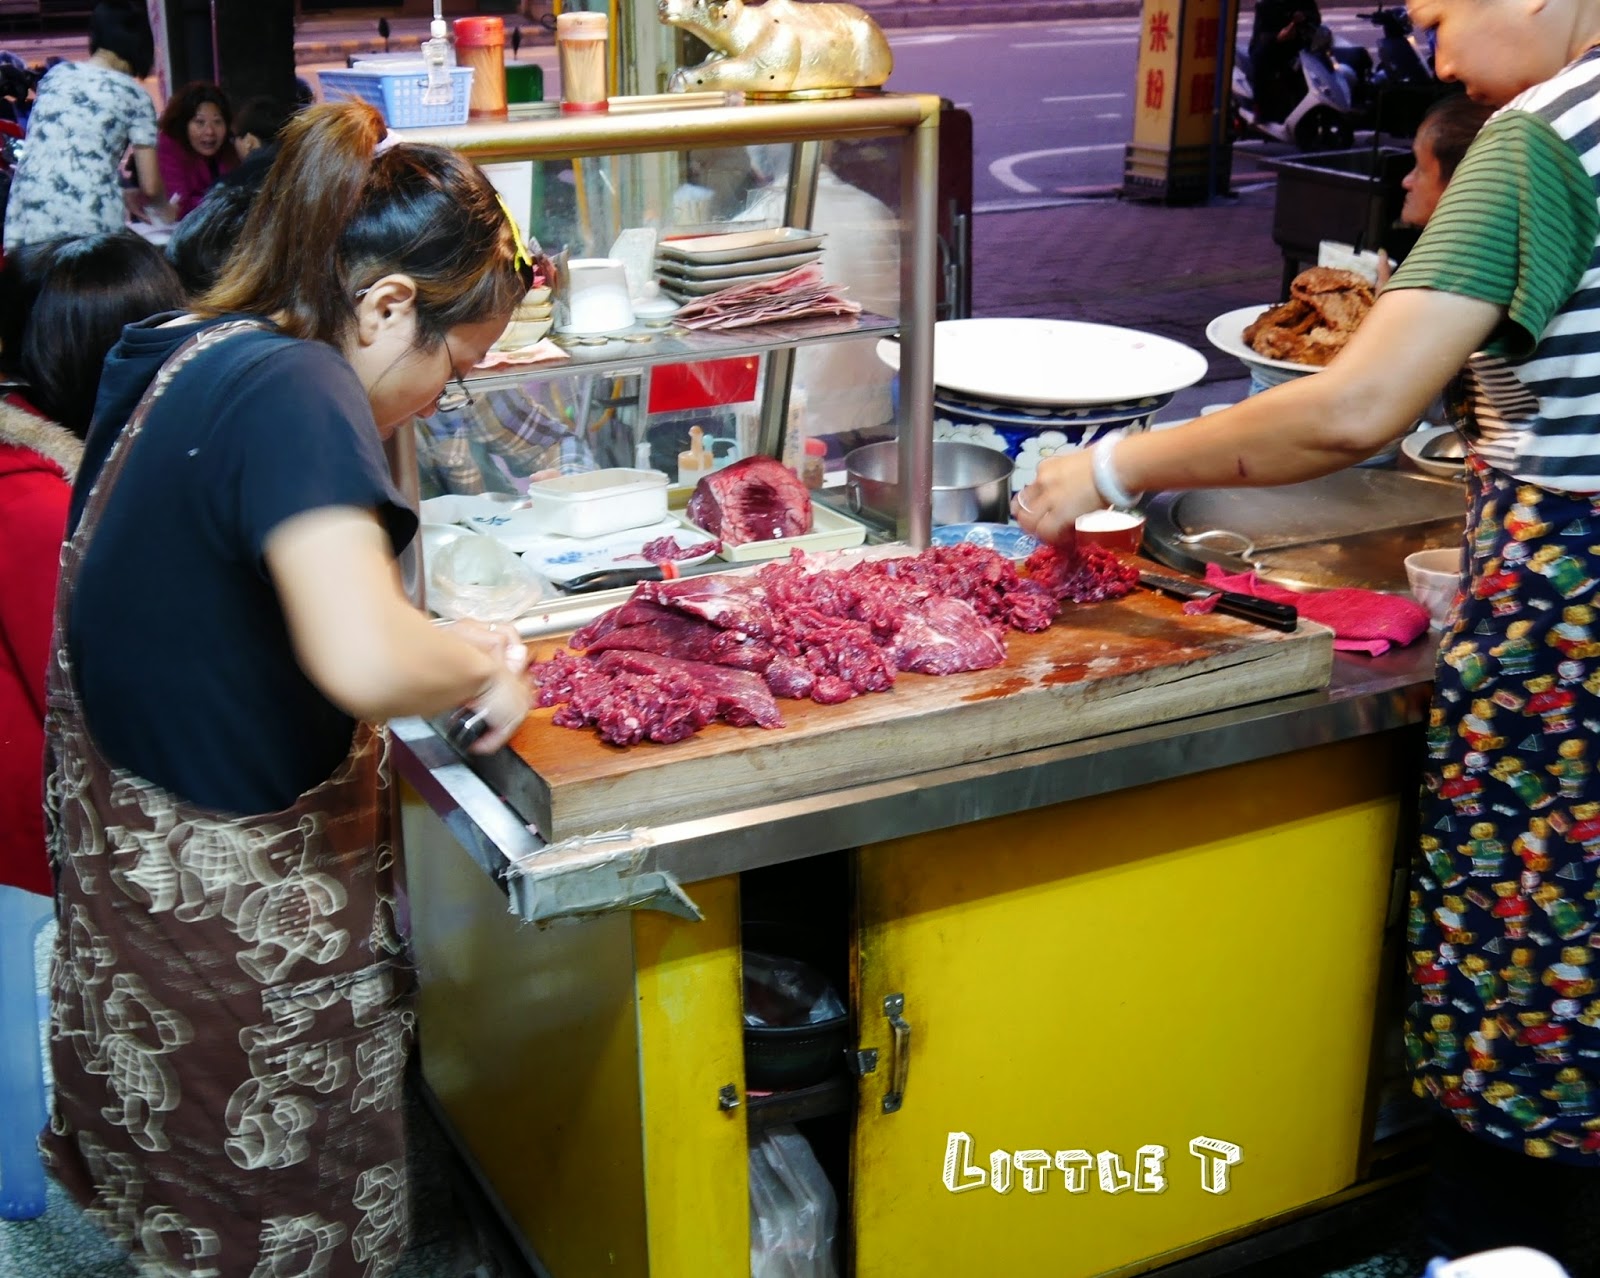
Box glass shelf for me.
[465,310,897,395]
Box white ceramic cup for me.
[562,257,635,335]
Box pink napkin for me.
[1203,565,1431,656]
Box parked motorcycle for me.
[1232,23,1368,151]
[1357,6,1454,136]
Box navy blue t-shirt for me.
[67,317,417,815]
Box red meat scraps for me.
[1024,543,1139,603]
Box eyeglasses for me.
[435,338,475,414]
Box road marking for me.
[1012,38,1135,48]
[990,144,1124,194]
[886,33,962,45]
[1042,93,1127,102]
[1095,112,1123,120]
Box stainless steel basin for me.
[1142,468,1464,593]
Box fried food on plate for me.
[1243,266,1375,367]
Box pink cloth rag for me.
[1202,564,1431,656]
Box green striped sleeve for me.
[1387,109,1596,358]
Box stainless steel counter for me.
[393,636,1437,922]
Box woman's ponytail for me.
[196,98,523,349]
[200,100,385,341]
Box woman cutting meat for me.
[1016,0,1600,1263]
[43,100,531,1277]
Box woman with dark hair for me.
[43,99,531,1278]
[2,1,166,249]
[0,231,182,903]
[157,81,239,219]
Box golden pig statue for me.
[658,0,894,97]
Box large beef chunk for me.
[687,456,812,544]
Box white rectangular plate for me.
[657,268,798,299]
[655,249,822,281]
[656,227,826,266]
[677,503,867,563]
[500,518,700,575]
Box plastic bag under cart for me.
[749,1125,839,1278]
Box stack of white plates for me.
[655,226,825,303]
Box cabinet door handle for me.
[882,993,910,1114]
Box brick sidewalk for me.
[971,183,1280,386]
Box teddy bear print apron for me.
[40,321,416,1277]
[1410,454,1600,1163]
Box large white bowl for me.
[877,318,1208,406]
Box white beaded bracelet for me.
[1090,435,1143,510]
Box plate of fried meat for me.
[1207,267,1377,382]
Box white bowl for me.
[1405,548,1463,629]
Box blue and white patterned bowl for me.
[932,393,1166,494]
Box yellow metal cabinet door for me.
[852,737,1404,1277]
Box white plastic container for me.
[521,468,669,539]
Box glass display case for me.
[400,92,942,626]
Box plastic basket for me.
[319,64,475,129]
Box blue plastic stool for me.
[0,884,53,1220]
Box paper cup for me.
[1075,508,1145,555]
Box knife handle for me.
[561,565,667,593]
[1214,590,1299,632]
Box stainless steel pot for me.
[845,440,1014,527]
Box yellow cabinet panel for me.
[853,738,1405,1277]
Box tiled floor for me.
[2,921,1430,1278]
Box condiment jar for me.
[802,438,826,490]
[454,16,508,118]
[678,425,714,487]
[556,11,609,113]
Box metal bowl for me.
[845,440,1015,527]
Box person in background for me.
[164,97,302,295]
[43,100,531,1277]
[2,1,166,250]
[1015,0,1600,1264]
[0,232,183,902]
[230,95,290,165]
[1399,94,1496,229]
[157,81,239,220]
[1247,0,1323,122]
[415,383,600,497]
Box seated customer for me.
[0,232,183,899]
[157,81,238,219]
[229,95,290,164]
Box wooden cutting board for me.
[499,581,1334,841]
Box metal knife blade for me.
[1137,570,1299,633]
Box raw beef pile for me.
[672,262,861,331]
[687,455,812,543]
[529,541,1139,746]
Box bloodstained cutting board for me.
[497,581,1335,841]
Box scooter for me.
[1358,6,1452,136]
[1232,26,1368,151]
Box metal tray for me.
[1142,468,1464,593]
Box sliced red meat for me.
[687,455,812,544]
[1024,544,1139,603]
[594,649,783,729]
[889,596,1007,675]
